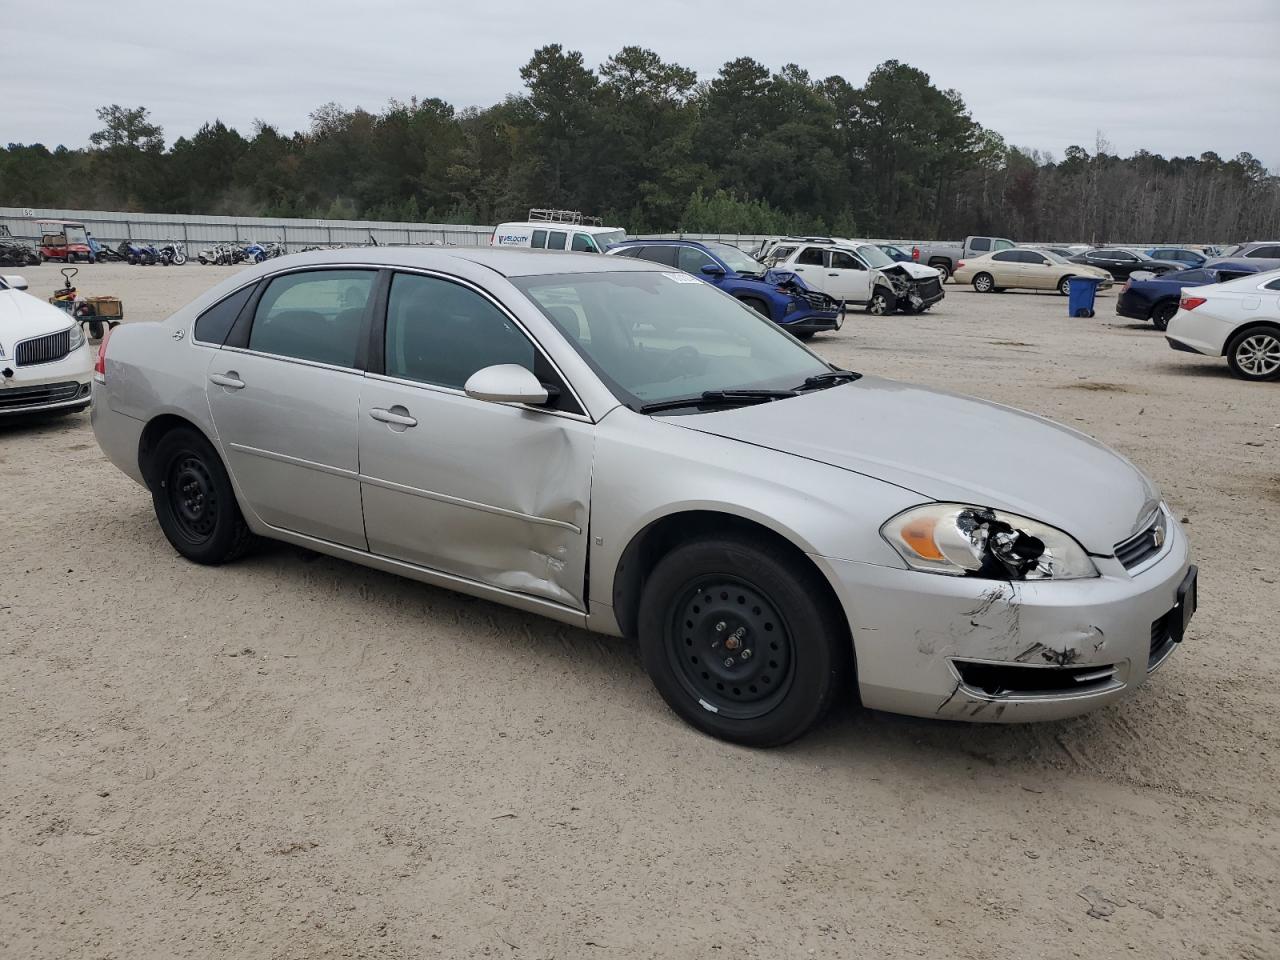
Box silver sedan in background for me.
[91,248,1196,745]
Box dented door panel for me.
[358,376,593,609]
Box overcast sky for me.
[6,0,1280,168]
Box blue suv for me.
[607,239,842,339]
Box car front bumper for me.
[810,519,1192,722]
[0,342,93,415]
[779,311,843,335]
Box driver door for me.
[357,271,593,609]
[825,249,874,303]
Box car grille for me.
[0,380,84,412]
[952,659,1118,696]
[1114,511,1167,570]
[797,289,839,312]
[15,329,72,366]
[916,278,942,300]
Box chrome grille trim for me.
[1114,508,1168,571]
[15,329,72,367]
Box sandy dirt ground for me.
[2,262,1277,960]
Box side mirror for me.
[700,264,726,277]
[464,364,549,406]
[2,274,29,290]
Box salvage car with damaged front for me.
[90,247,1195,746]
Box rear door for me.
[357,270,593,608]
[787,246,830,293]
[205,268,376,548]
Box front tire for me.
[1152,301,1177,331]
[149,427,253,564]
[972,272,994,293]
[738,296,771,320]
[637,535,849,747]
[868,287,896,315]
[1225,325,1280,382]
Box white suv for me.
[768,240,945,315]
[1166,268,1280,381]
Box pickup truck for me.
[910,236,1016,283]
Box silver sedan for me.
[91,248,1196,745]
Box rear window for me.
[1175,269,1210,284]
[194,283,255,345]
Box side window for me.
[531,229,547,249]
[194,283,255,345]
[546,231,567,251]
[1114,250,1138,261]
[1265,277,1280,291]
[1250,245,1280,258]
[247,270,373,367]
[969,237,991,252]
[677,246,716,275]
[385,273,535,392]
[829,250,864,270]
[992,250,1018,262]
[571,233,598,253]
[635,246,679,267]
[796,247,825,266]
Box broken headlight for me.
[881,504,1098,580]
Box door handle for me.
[828,272,839,276]
[370,406,418,428]
[209,372,245,389]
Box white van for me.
[491,209,626,254]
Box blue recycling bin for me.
[1067,276,1102,318]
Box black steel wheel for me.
[666,577,795,720]
[638,534,850,746]
[150,427,253,564]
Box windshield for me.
[855,244,895,269]
[595,229,626,249]
[705,241,766,276]
[1219,244,1243,257]
[1041,250,1072,264]
[1129,249,1155,261]
[512,271,830,412]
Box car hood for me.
[880,261,939,280]
[0,288,78,350]
[672,376,1159,554]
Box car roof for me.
[229,245,666,279]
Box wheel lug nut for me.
[741,649,752,660]
[724,657,734,668]
[715,621,726,632]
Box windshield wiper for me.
[798,369,862,390]
[638,388,798,414]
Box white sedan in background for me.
[1166,269,1280,381]
[0,274,94,416]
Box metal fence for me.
[0,206,494,251]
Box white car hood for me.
[672,376,1159,555]
[881,261,939,280]
[0,288,77,353]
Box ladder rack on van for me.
[528,208,604,227]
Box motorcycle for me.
[118,240,159,266]
[158,240,188,266]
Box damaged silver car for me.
[91,248,1196,746]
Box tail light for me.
[912,246,920,261]
[93,326,112,383]
[1180,295,1207,311]
[1122,279,1132,292]
[956,261,965,270]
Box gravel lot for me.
[2,262,1277,960]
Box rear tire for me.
[1152,301,1177,331]
[930,262,951,284]
[972,272,994,293]
[148,427,253,564]
[1058,276,1074,296]
[1225,325,1280,382]
[637,535,850,747]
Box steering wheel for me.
[656,345,706,380]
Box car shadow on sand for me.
[0,408,89,437]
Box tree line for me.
[2,46,1277,242]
